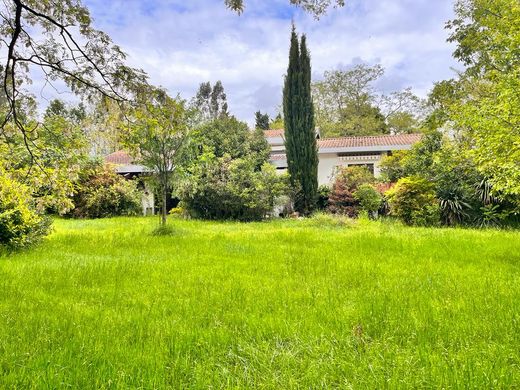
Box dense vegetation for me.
[1,216,519,387]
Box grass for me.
[1,216,519,388]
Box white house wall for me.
[273,152,386,187]
[318,153,384,186]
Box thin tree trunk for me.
[161,186,167,226]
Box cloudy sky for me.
[78,0,461,125]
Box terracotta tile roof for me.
[264,130,421,148]
[318,134,422,149]
[104,150,134,165]
[264,129,284,138]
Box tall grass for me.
[1,217,519,388]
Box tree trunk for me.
[161,187,167,226]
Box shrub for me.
[179,156,289,221]
[353,184,383,218]
[328,166,374,217]
[71,161,142,219]
[316,185,330,210]
[0,173,51,250]
[169,206,188,219]
[386,176,440,226]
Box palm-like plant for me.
[438,187,471,226]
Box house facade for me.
[264,129,421,186]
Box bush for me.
[316,185,330,210]
[328,166,375,217]
[386,176,440,226]
[353,184,383,218]
[0,173,51,250]
[179,156,289,221]
[71,161,142,219]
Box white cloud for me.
[45,0,461,125]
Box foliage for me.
[0,0,147,146]
[255,111,270,130]
[438,186,472,226]
[180,117,286,221]
[353,184,383,216]
[283,27,318,215]
[169,206,188,219]
[443,0,520,197]
[386,177,440,226]
[191,117,269,167]
[192,81,229,122]
[316,184,330,210]
[224,0,344,18]
[0,170,50,250]
[379,150,408,183]
[312,65,424,137]
[269,113,284,129]
[70,160,141,219]
[122,89,191,225]
[0,105,88,215]
[328,166,374,217]
[180,155,289,221]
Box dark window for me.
[338,151,382,157]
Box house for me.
[264,129,421,186]
[104,151,155,216]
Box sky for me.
[73,0,461,125]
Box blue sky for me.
[79,0,461,125]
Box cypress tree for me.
[283,26,318,215]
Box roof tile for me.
[104,150,133,165]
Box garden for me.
[0,0,519,388]
[1,216,519,388]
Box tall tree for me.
[443,0,520,197]
[283,27,318,215]
[254,111,270,130]
[122,88,190,226]
[193,81,229,122]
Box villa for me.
[264,129,421,186]
[105,130,421,215]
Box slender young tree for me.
[283,26,318,215]
[122,88,190,226]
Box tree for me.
[255,111,270,130]
[224,0,344,18]
[444,0,520,197]
[379,88,425,134]
[312,64,384,137]
[0,0,147,152]
[0,0,344,153]
[192,81,229,122]
[122,89,190,226]
[283,27,318,215]
[179,117,286,221]
[0,98,88,215]
[269,113,284,129]
[312,65,424,136]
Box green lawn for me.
[1,217,519,388]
